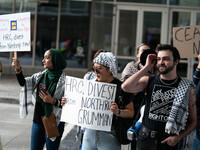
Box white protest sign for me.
[173,25,200,58]
[61,76,117,132]
[0,12,31,52]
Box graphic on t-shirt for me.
[148,84,177,122]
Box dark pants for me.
[136,126,178,150]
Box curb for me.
[0,97,19,104]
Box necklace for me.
[159,76,178,86]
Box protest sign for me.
[0,12,31,52]
[173,25,200,58]
[61,76,117,132]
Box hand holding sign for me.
[11,57,20,68]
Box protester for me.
[192,54,200,150]
[77,49,107,150]
[121,43,155,150]
[81,52,134,150]
[12,49,66,150]
[122,44,197,150]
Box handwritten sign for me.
[61,76,117,132]
[0,12,31,52]
[173,25,200,58]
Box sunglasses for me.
[92,68,101,74]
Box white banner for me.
[61,76,117,132]
[0,12,31,52]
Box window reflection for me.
[60,1,90,68]
[143,12,161,50]
[197,13,200,25]
[118,10,137,56]
[90,3,113,60]
[35,2,58,66]
[170,0,200,7]
[0,0,14,64]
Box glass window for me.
[172,11,191,77]
[91,3,113,54]
[0,0,13,65]
[35,1,58,66]
[60,0,90,68]
[0,0,13,14]
[197,12,200,25]
[117,10,137,56]
[143,11,162,50]
[117,0,166,4]
[172,12,190,27]
[170,0,200,7]
[15,0,36,66]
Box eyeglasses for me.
[92,68,101,74]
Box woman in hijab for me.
[12,49,66,150]
[81,52,134,150]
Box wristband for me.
[116,109,121,117]
[15,67,22,74]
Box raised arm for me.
[121,54,156,93]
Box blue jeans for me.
[192,134,200,150]
[82,128,121,150]
[31,122,65,150]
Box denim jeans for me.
[192,134,200,150]
[31,121,65,150]
[82,128,121,150]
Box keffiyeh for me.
[165,78,194,134]
[93,52,119,78]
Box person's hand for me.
[39,91,54,104]
[12,57,21,69]
[145,54,157,70]
[61,97,67,106]
[110,102,120,115]
[161,135,180,146]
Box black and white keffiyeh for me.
[165,77,194,135]
[93,52,119,78]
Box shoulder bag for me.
[42,112,60,138]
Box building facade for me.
[0,0,200,79]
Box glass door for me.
[112,5,167,71]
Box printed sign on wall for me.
[173,25,200,58]
[61,76,117,132]
[0,12,31,52]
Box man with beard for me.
[122,44,197,150]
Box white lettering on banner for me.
[61,76,117,132]
[0,12,31,52]
[149,84,177,122]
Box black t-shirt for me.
[143,75,181,132]
[110,78,132,126]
